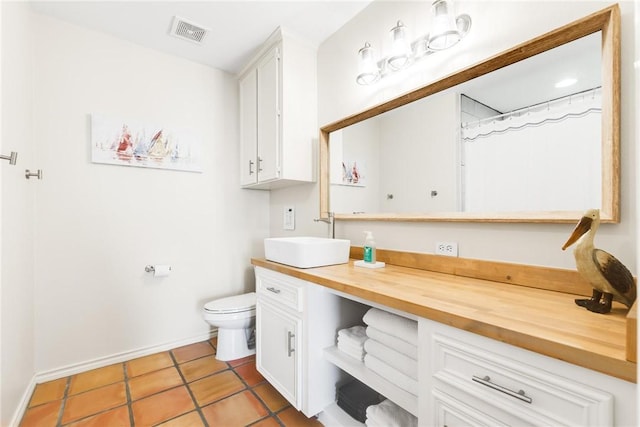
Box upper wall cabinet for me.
[239,28,317,189]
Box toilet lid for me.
[204,292,256,314]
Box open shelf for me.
[323,346,418,416]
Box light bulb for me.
[387,21,412,71]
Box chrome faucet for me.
[314,212,335,239]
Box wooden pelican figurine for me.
[562,209,636,314]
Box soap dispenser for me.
[363,231,376,263]
[355,231,385,269]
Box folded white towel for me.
[337,325,367,346]
[366,399,417,427]
[364,339,417,378]
[366,326,418,360]
[364,354,419,396]
[364,418,385,427]
[337,337,364,353]
[337,342,365,361]
[362,308,417,344]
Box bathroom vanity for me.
[252,248,637,426]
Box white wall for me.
[379,91,458,213]
[31,14,269,374]
[331,119,382,214]
[272,0,637,272]
[1,2,36,425]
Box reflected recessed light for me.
[555,78,577,88]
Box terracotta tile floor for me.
[20,338,323,427]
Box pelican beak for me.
[562,216,593,250]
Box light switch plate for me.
[283,206,295,230]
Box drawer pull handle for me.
[472,375,532,404]
[266,287,281,294]
[287,331,295,357]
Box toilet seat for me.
[204,292,256,314]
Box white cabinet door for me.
[256,299,301,409]
[239,67,258,186]
[256,45,280,182]
[237,29,315,189]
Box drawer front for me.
[255,267,304,312]
[430,332,613,426]
[432,389,509,427]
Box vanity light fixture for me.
[356,0,471,85]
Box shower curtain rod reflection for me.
[461,86,601,142]
[461,107,601,142]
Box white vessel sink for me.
[264,237,351,268]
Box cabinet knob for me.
[249,160,255,175]
[257,156,264,172]
[266,286,281,294]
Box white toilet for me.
[203,292,256,361]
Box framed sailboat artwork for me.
[90,114,202,173]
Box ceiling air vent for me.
[170,16,209,44]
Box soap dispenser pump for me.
[363,231,376,263]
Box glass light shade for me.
[387,21,412,71]
[356,42,380,85]
[428,0,461,51]
[456,13,472,38]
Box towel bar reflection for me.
[0,152,17,165]
[25,169,43,180]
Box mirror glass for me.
[320,6,619,223]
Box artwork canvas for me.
[341,160,365,187]
[91,114,202,172]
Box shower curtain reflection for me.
[460,89,602,212]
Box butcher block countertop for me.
[252,248,637,383]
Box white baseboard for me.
[9,379,37,427]
[9,330,217,427]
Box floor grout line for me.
[54,376,71,427]
[167,346,212,427]
[122,362,136,427]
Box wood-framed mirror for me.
[319,4,619,223]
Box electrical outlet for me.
[283,206,295,230]
[436,242,458,257]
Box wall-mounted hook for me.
[0,152,17,165]
[25,169,43,180]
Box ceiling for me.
[461,31,601,113]
[29,1,601,112]
[30,1,372,74]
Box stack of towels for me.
[336,325,367,361]
[362,307,418,396]
[365,399,417,427]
